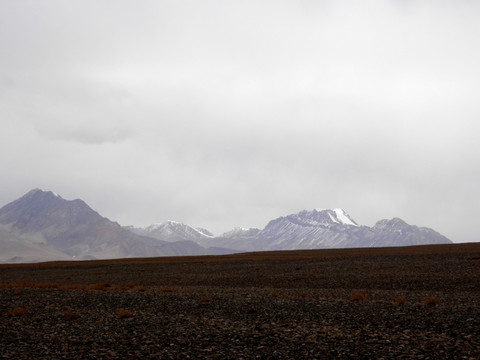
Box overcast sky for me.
[1,1,479,242]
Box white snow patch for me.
[328,212,339,223]
[145,223,164,231]
[193,227,214,238]
[333,209,358,226]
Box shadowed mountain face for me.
[0,190,452,263]
[0,189,205,262]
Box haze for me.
[1,1,479,242]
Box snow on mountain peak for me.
[145,223,164,231]
[51,191,62,199]
[193,227,214,238]
[289,209,359,227]
[333,209,358,226]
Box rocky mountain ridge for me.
[0,189,452,263]
[185,208,451,252]
[0,189,211,262]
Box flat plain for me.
[1,243,480,359]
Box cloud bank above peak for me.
[0,1,479,242]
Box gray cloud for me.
[0,1,479,242]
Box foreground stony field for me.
[1,243,480,359]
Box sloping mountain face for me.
[128,221,215,243]
[0,189,206,262]
[370,218,452,247]
[208,209,452,252]
[0,190,453,263]
[128,222,235,255]
[194,227,261,250]
[0,226,73,263]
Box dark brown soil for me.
[1,243,480,359]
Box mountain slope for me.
[0,225,73,263]
[371,218,452,247]
[210,209,452,251]
[0,189,204,262]
[128,221,214,243]
[128,221,235,255]
[0,190,453,263]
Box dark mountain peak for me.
[0,189,63,225]
[0,189,101,234]
[0,189,202,261]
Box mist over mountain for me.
[0,189,452,263]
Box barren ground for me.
[1,243,480,359]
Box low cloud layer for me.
[1,1,479,242]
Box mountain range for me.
[0,189,452,263]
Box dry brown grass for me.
[423,296,439,307]
[161,287,175,293]
[125,282,135,289]
[34,283,64,290]
[67,284,87,290]
[89,282,112,291]
[64,309,78,320]
[6,306,28,317]
[396,296,407,305]
[349,291,368,302]
[245,307,256,314]
[117,308,133,318]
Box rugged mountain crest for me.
[371,218,451,247]
[0,190,453,263]
[0,189,208,262]
[283,209,358,227]
[205,209,451,252]
[129,220,214,243]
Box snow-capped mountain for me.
[127,221,235,255]
[208,209,451,252]
[128,221,214,243]
[0,189,453,263]
[288,209,359,227]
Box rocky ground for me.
[1,243,480,359]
